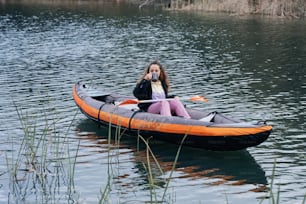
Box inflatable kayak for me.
[73,82,272,151]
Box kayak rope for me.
[97,103,106,123]
[128,110,142,130]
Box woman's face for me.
[149,64,161,77]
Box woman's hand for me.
[144,73,152,80]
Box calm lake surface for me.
[0,1,305,203]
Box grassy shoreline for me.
[1,0,305,18]
[168,0,305,19]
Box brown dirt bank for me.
[1,0,305,18]
[165,0,305,19]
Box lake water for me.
[0,1,305,203]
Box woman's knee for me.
[170,100,181,108]
[160,100,170,107]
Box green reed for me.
[95,115,199,204]
[259,159,306,204]
[98,114,127,203]
[96,115,169,203]
[269,160,280,204]
[137,135,163,202]
[128,132,187,203]
[6,101,80,203]
[98,119,114,203]
[161,133,188,203]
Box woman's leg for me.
[169,99,191,119]
[147,101,171,116]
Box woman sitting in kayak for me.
[133,61,191,119]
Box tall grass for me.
[261,159,280,204]
[98,118,115,203]
[97,117,168,203]
[137,136,164,202]
[6,102,80,203]
[96,115,179,203]
[260,159,306,204]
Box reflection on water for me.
[0,1,305,203]
[76,119,268,202]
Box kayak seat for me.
[92,95,115,104]
[104,95,115,104]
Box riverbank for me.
[169,0,305,19]
[1,0,305,18]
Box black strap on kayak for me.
[97,104,106,123]
[128,110,142,130]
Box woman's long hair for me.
[137,61,170,91]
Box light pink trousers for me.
[147,99,191,119]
